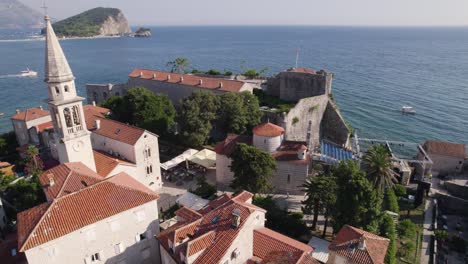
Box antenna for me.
[295,48,300,69]
[40,0,48,16]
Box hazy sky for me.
[22,0,468,26]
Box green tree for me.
[217,92,261,135]
[0,132,19,163]
[384,188,399,213]
[242,67,268,79]
[301,175,337,231]
[332,160,382,233]
[177,91,219,147]
[166,57,191,73]
[206,69,221,75]
[24,145,43,177]
[394,184,407,197]
[434,230,448,242]
[101,87,176,135]
[230,143,277,194]
[192,176,216,199]
[380,214,397,264]
[5,176,46,213]
[0,171,15,191]
[363,145,398,193]
[397,219,417,239]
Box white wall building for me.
[418,140,466,176]
[17,162,161,264]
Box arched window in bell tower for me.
[55,86,60,95]
[63,108,72,127]
[72,106,81,125]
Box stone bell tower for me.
[44,16,96,171]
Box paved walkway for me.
[420,198,434,264]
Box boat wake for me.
[0,74,36,79]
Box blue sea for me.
[0,26,467,147]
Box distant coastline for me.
[0,35,125,42]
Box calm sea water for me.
[0,26,467,147]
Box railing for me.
[67,125,83,134]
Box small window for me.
[64,85,69,92]
[11,249,17,257]
[149,165,153,173]
[114,243,125,254]
[148,148,151,157]
[55,86,60,94]
[91,252,101,262]
[135,232,147,243]
[287,174,291,184]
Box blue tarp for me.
[320,142,354,163]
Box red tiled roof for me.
[157,191,312,264]
[175,206,203,222]
[272,140,310,165]
[214,134,252,156]
[36,121,54,133]
[423,140,466,159]
[197,193,232,214]
[18,169,159,251]
[0,161,12,168]
[83,104,110,129]
[253,228,315,264]
[253,122,285,137]
[129,69,246,93]
[11,107,50,121]
[329,225,389,264]
[92,117,146,146]
[288,68,317,74]
[93,150,135,177]
[38,162,104,200]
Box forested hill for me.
[42,7,132,37]
[0,0,43,29]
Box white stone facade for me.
[23,200,160,264]
[11,115,52,146]
[253,134,283,153]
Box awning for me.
[187,149,216,169]
[176,192,210,210]
[161,148,198,170]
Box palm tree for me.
[363,144,398,193]
[301,175,337,231]
[166,57,191,73]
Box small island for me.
[41,7,132,38]
[134,27,151,37]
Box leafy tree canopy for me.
[301,175,337,230]
[380,214,397,264]
[384,188,399,213]
[177,91,219,147]
[166,57,191,73]
[101,87,176,135]
[230,143,277,194]
[332,160,382,233]
[4,176,46,214]
[217,91,261,135]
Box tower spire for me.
[44,16,74,83]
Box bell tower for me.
[44,16,96,171]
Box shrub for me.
[434,230,448,242]
[397,219,417,239]
[394,184,407,197]
[192,176,216,199]
[206,69,222,75]
[380,214,396,264]
[384,188,399,213]
[224,71,233,76]
[292,117,299,125]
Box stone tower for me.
[44,16,96,171]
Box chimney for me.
[199,79,203,85]
[95,119,101,130]
[16,109,20,114]
[48,174,55,187]
[39,105,43,110]
[358,238,366,250]
[219,82,223,88]
[297,145,307,160]
[92,101,96,106]
[139,72,143,77]
[153,73,157,79]
[180,76,184,82]
[231,209,241,228]
[167,75,171,81]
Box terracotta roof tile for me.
[272,141,309,164]
[38,162,104,200]
[11,107,50,122]
[197,193,232,214]
[329,225,389,264]
[253,228,315,264]
[214,134,252,156]
[175,206,203,222]
[93,150,135,177]
[423,140,466,159]
[83,104,110,129]
[91,117,146,146]
[253,122,285,137]
[232,190,254,203]
[36,121,54,133]
[288,68,317,74]
[18,169,159,251]
[129,69,246,93]
[186,231,216,256]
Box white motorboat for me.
[19,68,38,77]
[402,105,416,114]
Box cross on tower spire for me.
[40,0,48,17]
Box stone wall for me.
[320,101,350,146]
[86,83,127,104]
[272,161,309,195]
[266,70,332,101]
